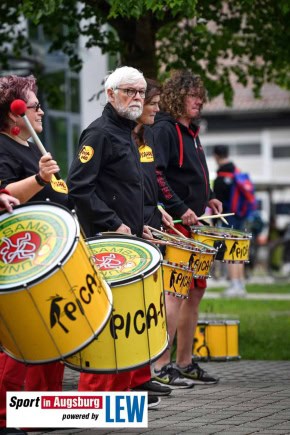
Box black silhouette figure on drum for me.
[188,253,195,269]
[229,241,238,259]
[169,270,177,292]
[50,295,69,333]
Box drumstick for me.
[147,226,182,243]
[173,212,235,223]
[10,99,67,189]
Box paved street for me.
[27,359,290,435]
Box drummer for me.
[150,70,222,387]
[129,78,175,396]
[0,74,69,434]
[67,66,161,408]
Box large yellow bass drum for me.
[0,202,112,363]
[65,233,168,373]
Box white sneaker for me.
[222,287,247,298]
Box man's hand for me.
[159,207,174,227]
[208,198,223,215]
[181,208,199,226]
[115,223,132,234]
[0,192,20,213]
[142,225,153,239]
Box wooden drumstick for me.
[147,226,181,243]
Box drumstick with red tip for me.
[10,99,62,181]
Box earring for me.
[10,123,20,136]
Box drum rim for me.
[86,234,162,286]
[191,225,252,240]
[0,201,80,291]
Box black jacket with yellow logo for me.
[151,112,214,219]
[68,103,144,237]
[138,127,162,229]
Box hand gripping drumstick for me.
[10,99,63,182]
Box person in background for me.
[213,144,247,297]
[0,74,68,435]
[151,70,221,388]
[67,66,159,408]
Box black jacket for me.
[68,103,144,237]
[0,134,69,207]
[138,127,162,229]
[150,112,214,218]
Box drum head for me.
[0,202,79,291]
[86,234,162,285]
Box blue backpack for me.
[219,169,257,218]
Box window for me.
[272,146,290,158]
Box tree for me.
[0,0,289,104]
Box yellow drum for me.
[0,202,112,363]
[191,226,251,263]
[153,232,216,279]
[65,234,168,373]
[162,261,193,298]
[193,320,240,361]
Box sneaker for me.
[176,361,219,384]
[132,379,172,396]
[148,396,161,409]
[222,287,247,298]
[153,364,195,389]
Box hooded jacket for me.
[68,103,144,237]
[151,111,214,218]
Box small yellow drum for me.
[193,320,240,361]
[65,234,168,373]
[152,232,216,279]
[0,202,112,363]
[162,261,193,299]
[191,226,251,263]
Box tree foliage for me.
[0,0,289,104]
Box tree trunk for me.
[110,13,158,79]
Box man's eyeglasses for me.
[115,88,146,99]
[26,102,42,112]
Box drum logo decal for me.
[79,145,94,163]
[0,211,69,287]
[92,253,127,270]
[0,232,41,264]
[88,241,153,280]
[48,273,104,334]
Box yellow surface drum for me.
[191,226,251,263]
[65,234,168,373]
[193,320,240,361]
[0,202,112,363]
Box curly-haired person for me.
[150,70,222,387]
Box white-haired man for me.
[68,66,166,407]
[68,66,147,236]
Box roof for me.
[203,82,290,114]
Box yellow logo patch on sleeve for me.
[139,145,154,163]
[79,145,94,163]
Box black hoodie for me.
[68,103,144,237]
[150,111,214,218]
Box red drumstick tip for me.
[10,99,27,116]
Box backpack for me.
[218,169,257,218]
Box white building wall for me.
[79,39,108,130]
